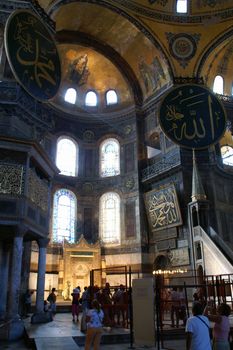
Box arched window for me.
[64,88,77,104]
[221,145,233,166]
[52,189,76,243]
[176,0,187,13]
[99,192,120,244]
[56,137,78,176]
[106,90,118,105]
[100,138,120,177]
[213,75,224,94]
[85,91,97,106]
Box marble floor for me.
[0,312,187,350]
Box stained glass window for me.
[176,0,187,13]
[64,88,77,104]
[213,75,224,94]
[106,90,118,105]
[85,91,97,106]
[56,137,78,176]
[100,138,120,177]
[99,192,120,244]
[52,189,76,243]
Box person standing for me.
[204,302,231,350]
[47,287,57,316]
[24,289,34,317]
[71,287,80,322]
[186,302,211,350]
[170,287,180,328]
[85,299,104,350]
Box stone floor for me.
[0,312,186,350]
[1,310,233,350]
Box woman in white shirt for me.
[85,299,104,350]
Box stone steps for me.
[35,336,79,350]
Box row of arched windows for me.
[52,189,120,244]
[56,137,120,177]
[64,88,118,106]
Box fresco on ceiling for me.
[138,56,166,93]
[67,53,90,86]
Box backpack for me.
[47,294,53,303]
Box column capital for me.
[37,238,50,248]
[15,224,27,238]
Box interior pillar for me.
[31,237,52,324]
[7,231,25,319]
[0,242,10,320]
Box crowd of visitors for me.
[21,282,232,350]
[75,283,129,328]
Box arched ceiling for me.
[36,0,233,112]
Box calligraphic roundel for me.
[4,10,61,101]
[159,84,227,149]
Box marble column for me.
[31,238,52,324]
[7,231,25,319]
[0,242,10,320]
[4,229,26,340]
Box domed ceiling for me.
[36,0,233,111]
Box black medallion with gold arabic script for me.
[4,10,61,101]
[159,84,226,149]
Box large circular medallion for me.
[4,10,61,101]
[169,33,196,60]
[159,84,227,149]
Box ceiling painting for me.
[34,0,233,108]
[52,44,133,113]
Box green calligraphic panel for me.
[159,84,227,149]
[4,10,61,101]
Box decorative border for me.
[49,0,233,24]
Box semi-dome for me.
[37,0,233,114]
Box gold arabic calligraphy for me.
[165,90,220,143]
[14,16,56,89]
[148,188,179,229]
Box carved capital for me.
[37,238,50,249]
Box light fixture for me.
[152,268,188,275]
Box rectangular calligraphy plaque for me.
[170,247,190,267]
[144,184,182,232]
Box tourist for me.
[71,287,80,322]
[85,299,104,350]
[24,289,34,317]
[47,287,57,316]
[186,302,211,350]
[204,302,231,350]
[170,287,180,328]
